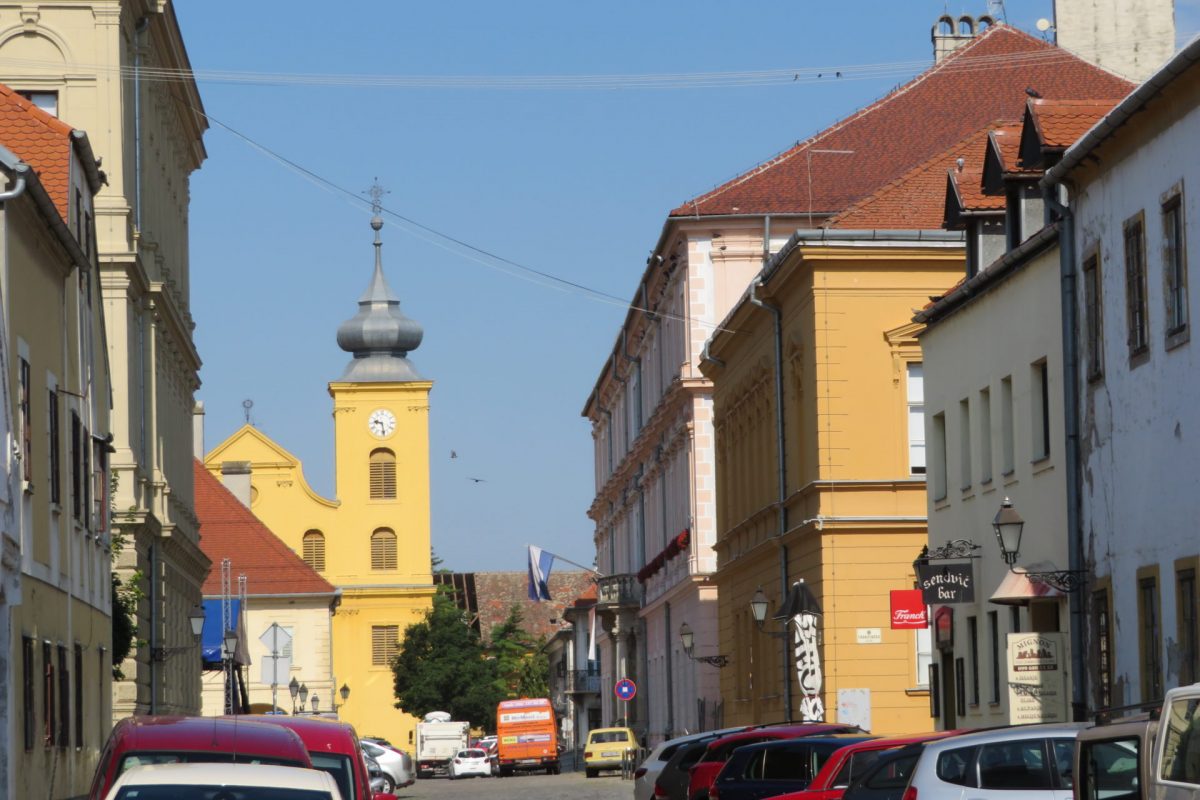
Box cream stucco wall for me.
[1054,0,1175,83]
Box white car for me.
[448,748,492,779]
[363,740,415,791]
[103,762,342,800]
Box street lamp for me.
[298,682,309,711]
[992,497,1086,592]
[223,628,240,716]
[311,694,320,714]
[289,677,300,714]
[678,622,728,668]
[340,683,350,704]
[750,588,770,629]
[151,604,207,662]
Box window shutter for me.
[371,625,399,666]
[371,529,397,570]
[369,449,397,499]
[302,531,325,571]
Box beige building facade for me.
[0,0,211,718]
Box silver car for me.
[905,722,1088,800]
[363,740,415,791]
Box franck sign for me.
[916,562,975,604]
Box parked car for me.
[102,762,341,800]
[654,733,729,800]
[362,740,414,791]
[688,724,864,800]
[768,731,970,800]
[88,716,313,800]
[449,748,492,779]
[710,735,876,800]
[366,753,388,795]
[902,722,1088,800]
[585,726,639,777]
[841,744,927,800]
[245,714,397,800]
[637,729,748,800]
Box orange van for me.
[496,698,560,776]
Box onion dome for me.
[335,213,424,382]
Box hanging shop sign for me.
[890,589,929,629]
[916,562,975,604]
[1006,632,1068,724]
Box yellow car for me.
[584,727,638,777]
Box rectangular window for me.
[1031,360,1050,460]
[83,426,91,532]
[954,657,966,716]
[93,438,107,533]
[1093,588,1112,710]
[907,363,925,475]
[1125,214,1150,357]
[988,610,1000,704]
[371,625,400,666]
[17,90,58,116]
[916,626,932,689]
[1139,575,1163,702]
[20,357,31,483]
[967,616,980,706]
[1083,252,1104,379]
[57,645,69,747]
[978,388,992,484]
[931,412,947,501]
[1164,193,1188,336]
[1178,568,1198,686]
[23,636,35,750]
[74,645,83,747]
[959,398,972,491]
[1001,376,1014,475]
[48,390,60,504]
[71,412,81,519]
[43,641,54,747]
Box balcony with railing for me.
[596,573,640,612]
[565,670,601,694]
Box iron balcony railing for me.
[565,670,601,694]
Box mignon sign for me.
[916,562,975,604]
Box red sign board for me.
[890,590,928,629]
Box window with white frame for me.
[907,363,925,475]
[916,626,932,688]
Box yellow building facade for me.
[204,211,434,746]
[702,232,962,735]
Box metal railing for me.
[565,669,601,694]
[597,573,640,609]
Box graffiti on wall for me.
[792,612,824,721]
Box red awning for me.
[989,564,1066,605]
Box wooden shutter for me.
[302,531,325,571]
[371,529,396,570]
[371,625,399,666]
[369,449,396,499]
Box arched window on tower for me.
[302,530,326,571]
[371,528,397,570]
[369,448,397,500]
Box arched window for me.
[958,16,975,36]
[302,530,325,571]
[371,528,397,570]
[938,15,954,35]
[369,448,397,500]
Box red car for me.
[244,714,397,800]
[762,731,970,800]
[88,716,312,800]
[688,724,863,800]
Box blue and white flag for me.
[527,545,555,602]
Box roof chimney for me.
[932,15,994,63]
[193,401,205,460]
[220,461,253,507]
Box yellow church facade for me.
[204,208,434,746]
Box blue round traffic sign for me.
[614,678,637,702]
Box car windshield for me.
[117,753,305,780]
[591,732,630,744]
[114,787,331,800]
[309,752,357,800]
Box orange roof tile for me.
[0,82,76,219]
[670,26,1131,218]
[987,124,1030,174]
[830,125,1000,230]
[1027,98,1117,150]
[195,462,336,597]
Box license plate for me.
[602,751,620,757]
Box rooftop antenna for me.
[242,399,253,425]
[987,0,1008,22]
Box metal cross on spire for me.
[365,178,389,216]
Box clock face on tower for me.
[367,408,396,439]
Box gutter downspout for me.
[1043,184,1087,721]
[749,276,792,723]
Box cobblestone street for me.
[399,768,632,800]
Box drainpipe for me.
[664,601,674,739]
[134,16,149,232]
[0,172,27,203]
[749,277,792,722]
[149,540,158,713]
[1043,184,1087,721]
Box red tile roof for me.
[669,25,1132,218]
[951,158,1005,213]
[1026,98,1117,150]
[0,82,75,218]
[195,462,336,597]
[987,124,1028,174]
[830,125,1000,230]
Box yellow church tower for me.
[204,191,434,745]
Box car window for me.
[1052,739,1076,788]
[936,745,978,787]
[362,742,383,758]
[1161,696,1200,786]
[591,731,631,744]
[977,740,1051,790]
[661,743,682,761]
[1080,737,1141,800]
[679,742,712,769]
[762,746,816,781]
[862,753,919,789]
[462,749,487,758]
[117,753,304,779]
[114,789,333,800]
[309,752,357,800]
[834,748,890,788]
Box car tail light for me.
[635,768,647,779]
[654,783,669,798]
[454,759,461,764]
[710,785,720,800]
[585,751,593,758]
[901,786,917,800]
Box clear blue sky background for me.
[177,1,1198,574]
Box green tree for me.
[488,605,533,699]
[392,587,498,726]
[516,639,550,698]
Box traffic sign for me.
[614,678,637,702]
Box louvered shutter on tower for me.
[371,529,397,570]
[372,625,399,665]
[369,450,396,499]
[302,531,325,571]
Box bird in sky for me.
[467,477,486,483]
[450,450,457,459]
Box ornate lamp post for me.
[993,497,1086,592]
[288,676,300,715]
[678,622,728,668]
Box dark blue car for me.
[709,735,877,800]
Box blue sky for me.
[177,2,1196,574]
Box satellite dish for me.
[1035,18,1052,32]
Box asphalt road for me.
[398,768,633,800]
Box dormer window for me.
[17,90,57,117]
